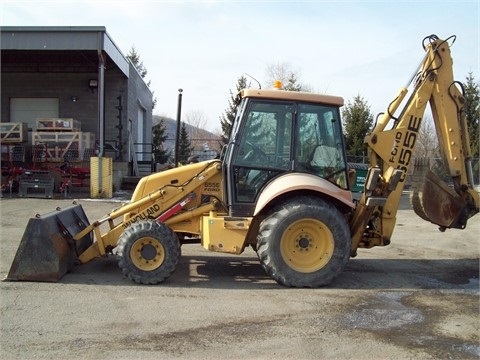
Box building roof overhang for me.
[1,26,129,76]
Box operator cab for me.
[223,87,348,216]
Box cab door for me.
[225,100,294,216]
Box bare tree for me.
[264,61,310,91]
[184,110,222,154]
[184,110,208,149]
[184,110,208,131]
[414,116,439,159]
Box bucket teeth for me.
[5,204,92,282]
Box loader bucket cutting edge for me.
[5,204,93,282]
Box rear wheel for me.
[257,196,351,287]
[117,220,180,284]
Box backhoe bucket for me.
[5,204,92,282]
[410,168,468,229]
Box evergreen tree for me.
[283,72,303,91]
[126,45,157,109]
[220,75,248,145]
[342,95,374,159]
[126,46,147,78]
[178,122,193,164]
[152,118,171,164]
[464,72,479,158]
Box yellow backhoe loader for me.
[5,34,479,287]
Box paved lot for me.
[0,194,478,360]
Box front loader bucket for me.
[410,168,469,230]
[5,204,92,282]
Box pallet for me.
[36,118,81,132]
[32,131,95,162]
[0,122,28,143]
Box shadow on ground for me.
[56,253,479,291]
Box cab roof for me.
[240,88,344,107]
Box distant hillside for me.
[153,115,223,159]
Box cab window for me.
[295,104,347,188]
[232,101,293,203]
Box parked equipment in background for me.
[18,170,54,198]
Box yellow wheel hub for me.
[130,236,165,271]
[280,218,334,273]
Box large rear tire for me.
[257,196,351,287]
[117,220,180,284]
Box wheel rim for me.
[280,218,334,273]
[129,236,165,271]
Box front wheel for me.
[257,196,351,287]
[116,220,180,284]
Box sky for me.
[1,0,479,132]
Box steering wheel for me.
[243,141,267,163]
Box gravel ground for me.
[0,193,478,360]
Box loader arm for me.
[76,161,223,263]
[349,35,479,254]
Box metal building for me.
[1,26,153,190]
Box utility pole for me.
[174,89,183,167]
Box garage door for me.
[10,98,59,130]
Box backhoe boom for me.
[349,35,479,255]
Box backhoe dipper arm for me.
[349,35,479,255]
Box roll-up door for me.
[10,98,59,130]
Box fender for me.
[254,172,355,216]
